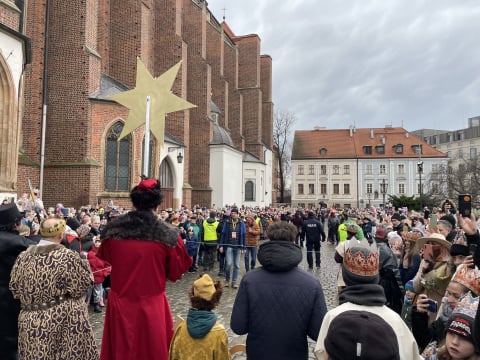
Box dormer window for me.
[393,144,403,154]
[363,146,372,155]
[412,144,422,155]
[375,145,385,154]
[319,148,327,155]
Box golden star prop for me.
[109,58,196,145]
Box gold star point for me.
[109,58,196,145]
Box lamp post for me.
[381,179,388,213]
[417,161,424,207]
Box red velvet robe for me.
[98,235,192,360]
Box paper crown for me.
[452,264,480,296]
[40,219,66,237]
[402,231,423,242]
[137,178,159,192]
[343,245,379,277]
[452,292,479,321]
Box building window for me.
[245,181,255,201]
[333,165,339,175]
[399,183,405,194]
[105,121,131,191]
[308,165,315,175]
[393,144,403,154]
[398,164,405,175]
[375,145,385,154]
[457,132,464,141]
[320,183,327,194]
[366,183,373,194]
[363,146,372,155]
[379,164,386,174]
[447,134,452,142]
[297,165,304,175]
[458,149,463,158]
[333,183,339,194]
[309,184,315,194]
[366,164,373,175]
[320,165,327,175]
[471,148,477,158]
[319,148,327,155]
[343,165,350,174]
[298,184,304,195]
[447,151,452,158]
[344,183,350,194]
[412,144,423,155]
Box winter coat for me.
[0,231,32,359]
[230,240,327,360]
[98,211,192,360]
[87,247,111,284]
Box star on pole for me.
[109,58,196,145]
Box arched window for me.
[245,180,255,201]
[159,159,174,188]
[105,122,131,191]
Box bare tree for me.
[426,156,480,204]
[273,110,297,203]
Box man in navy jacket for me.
[231,221,327,360]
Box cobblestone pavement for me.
[89,240,339,359]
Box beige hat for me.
[415,233,451,252]
[193,274,216,301]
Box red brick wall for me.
[16,0,273,209]
[0,1,20,30]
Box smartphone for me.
[427,299,438,313]
[458,194,472,217]
[429,214,437,228]
[423,244,441,262]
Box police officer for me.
[301,211,326,269]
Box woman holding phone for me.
[413,233,454,324]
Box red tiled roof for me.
[292,127,447,159]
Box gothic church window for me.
[105,122,131,191]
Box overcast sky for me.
[208,0,480,133]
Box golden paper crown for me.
[452,264,480,296]
[343,246,379,277]
[40,218,66,237]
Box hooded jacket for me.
[230,240,327,360]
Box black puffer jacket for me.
[230,240,327,360]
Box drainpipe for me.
[39,0,50,196]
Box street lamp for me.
[168,146,184,164]
[417,161,424,207]
[380,179,388,213]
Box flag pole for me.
[143,96,151,176]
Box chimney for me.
[405,132,409,138]
[370,129,374,139]
[349,126,353,137]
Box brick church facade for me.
[0,0,275,209]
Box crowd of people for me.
[1,186,480,359]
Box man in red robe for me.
[98,178,192,360]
